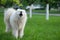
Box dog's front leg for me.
[12,28,18,38]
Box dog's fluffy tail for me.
[4,8,16,23]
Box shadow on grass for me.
[0,32,16,40]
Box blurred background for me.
[0,0,60,13]
[0,0,60,40]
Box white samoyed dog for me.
[4,8,27,38]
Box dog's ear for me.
[19,11,23,16]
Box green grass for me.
[0,8,5,12]
[0,13,60,40]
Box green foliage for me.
[0,0,22,7]
[13,0,23,7]
[13,0,20,5]
[22,0,37,6]
[22,0,60,7]
[0,0,60,8]
[5,0,13,7]
[1,0,7,5]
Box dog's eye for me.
[19,11,23,16]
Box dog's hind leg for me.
[4,18,11,32]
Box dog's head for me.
[16,9,23,17]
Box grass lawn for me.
[0,13,60,40]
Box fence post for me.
[30,4,33,18]
[46,4,49,20]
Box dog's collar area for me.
[13,6,22,10]
[13,7,19,10]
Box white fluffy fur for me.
[4,8,27,38]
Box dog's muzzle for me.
[19,11,23,17]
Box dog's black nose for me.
[19,11,23,16]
